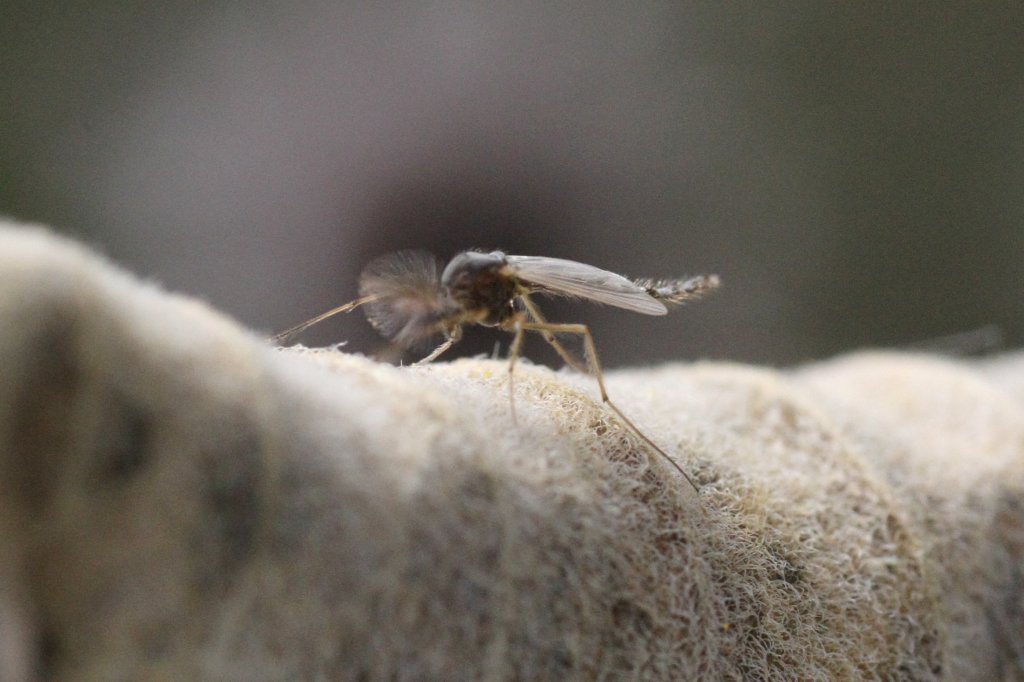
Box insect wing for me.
[506,255,668,315]
[358,250,450,347]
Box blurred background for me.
[2,3,1022,367]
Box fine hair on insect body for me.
[273,250,720,491]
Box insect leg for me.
[505,319,527,425]
[271,295,379,344]
[518,295,588,374]
[518,320,700,492]
[413,334,459,366]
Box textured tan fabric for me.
[0,221,1021,680]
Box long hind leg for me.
[518,320,700,492]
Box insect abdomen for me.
[634,274,721,305]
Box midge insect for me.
[272,250,720,491]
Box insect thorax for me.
[441,251,519,326]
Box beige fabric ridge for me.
[0,220,1021,680]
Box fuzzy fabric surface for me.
[1,220,1022,681]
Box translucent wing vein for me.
[505,255,667,315]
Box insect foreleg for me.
[414,334,458,365]
[518,320,700,492]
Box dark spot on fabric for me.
[764,542,803,585]
[781,561,803,585]
[458,469,498,505]
[190,426,263,593]
[550,646,575,674]
[90,392,154,486]
[611,599,653,636]
[8,314,81,513]
[266,462,318,554]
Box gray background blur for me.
[3,3,1022,367]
